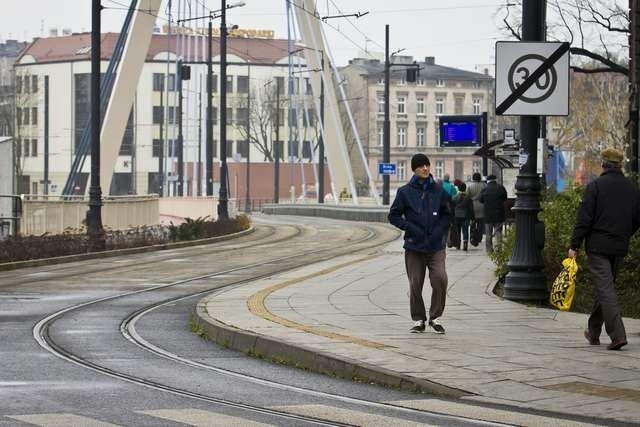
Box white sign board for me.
[495,41,569,116]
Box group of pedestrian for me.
[388,149,639,353]
[446,172,508,253]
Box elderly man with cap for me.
[388,154,452,334]
[569,148,640,351]
[480,174,508,253]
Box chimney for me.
[484,68,489,75]
[49,28,58,38]
[424,56,435,65]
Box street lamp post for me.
[218,0,230,219]
[87,0,105,249]
[274,79,281,203]
[503,0,548,301]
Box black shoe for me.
[463,241,468,251]
[428,319,445,334]
[607,338,627,350]
[584,329,600,345]
[410,320,426,333]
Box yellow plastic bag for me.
[549,257,578,311]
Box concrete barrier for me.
[261,203,389,223]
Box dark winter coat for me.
[570,168,640,256]
[480,181,508,223]
[453,192,474,220]
[388,174,451,253]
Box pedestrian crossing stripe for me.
[137,409,274,426]
[6,414,119,427]
[273,405,435,426]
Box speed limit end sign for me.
[495,41,569,116]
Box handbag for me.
[549,257,578,311]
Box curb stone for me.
[192,302,471,399]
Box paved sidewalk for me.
[196,236,640,425]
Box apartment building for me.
[13,32,320,197]
[339,55,493,194]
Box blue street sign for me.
[378,163,396,175]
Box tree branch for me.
[569,47,628,75]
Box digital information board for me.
[439,115,482,147]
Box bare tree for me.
[499,0,629,75]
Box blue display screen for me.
[439,116,482,147]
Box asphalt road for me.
[0,215,527,426]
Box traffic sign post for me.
[495,41,570,116]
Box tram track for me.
[31,220,414,426]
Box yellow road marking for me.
[247,253,389,349]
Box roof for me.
[341,58,493,81]
[16,32,293,65]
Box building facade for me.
[13,32,322,199]
[339,56,493,194]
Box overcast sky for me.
[3,0,511,72]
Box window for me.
[226,108,233,125]
[16,76,22,94]
[417,78,425,86]
[435,121,440,143]
[31,139,38,156]
[236,140,249,158]
[305,78,312,95]
[237,76,249,93]
[24,75,30,93]
[225,141,234,158]
[213,140,218,158]
[23,139,30,157]
[473,80,481,89]
[287,140,299,160]
[226,75,233,93]
[436,97,445,115]
[378,124,384,146]
[153,106,177,124]
[274,140,284,160]
[454,96,464,115]
[397,76,406,86]
[236,108,248,126]
[23,108,29,125]
[436,79,445,87]
[398,161,406,181]
[416,97,425,115]
[472,160,481,174]
[32,182,38,195]
[377,96,385,113]
[153,73,177,92]
[31,75,38,93]
[435,160,444,179]
[473,98,481,115]
[152,139,163,157]
[16,108,22,126]
[303,110,315,127]
[275,77,285,94]
[212,75,218,93]
[397,125,406,147]
[416,126,425,147]
[377,77,385,85]
[302,141,312,159]
[31,107,38,125]
[397,96,406,114]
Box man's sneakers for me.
[410,319,446,334]
[428,318,446,334]
[410,320,425,333]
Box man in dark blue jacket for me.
[388,154,451,334]
[569,148,640,351]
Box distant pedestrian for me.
[453,182,474,251]
[569,148,640,351]
[388,153,451,334]
[442,174,458,198]
[466,172,486,246]
[480,175,508,253]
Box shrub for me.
[491,185,640,319]
[0,215,251,264]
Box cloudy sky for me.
[2,0,509,72]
